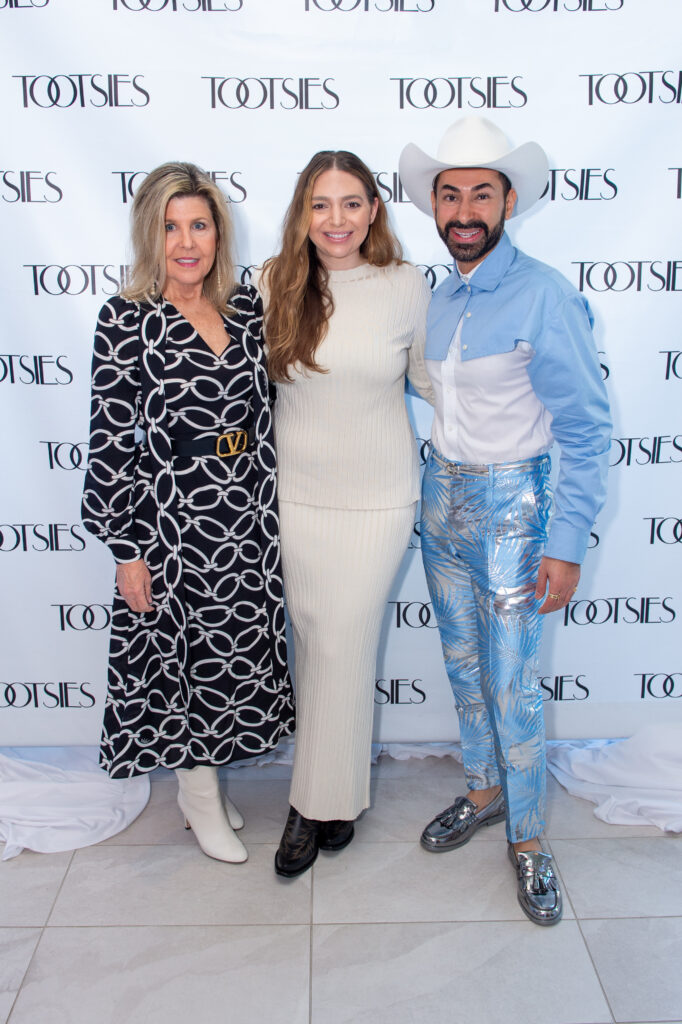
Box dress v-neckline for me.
[163,298,230,358]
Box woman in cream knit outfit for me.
[255,150,433,878]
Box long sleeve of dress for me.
[81,297,143,564]
[407,270,435,406]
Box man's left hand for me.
[534,556,580,615]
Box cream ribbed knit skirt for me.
[280,500,415,821]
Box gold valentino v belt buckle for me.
[216,430,248,458]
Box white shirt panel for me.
[426,268,555,465]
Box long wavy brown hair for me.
[262,151,402,382]
[121,161,236,313]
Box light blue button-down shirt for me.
[426,232,612,564]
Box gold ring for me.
[549,593,560,601]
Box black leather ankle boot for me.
[274,806,320,878]
[318,819,355,851]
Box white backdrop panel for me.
[0,0,680,745]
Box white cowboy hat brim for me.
[399,118,549,217]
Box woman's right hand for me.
[116,558,154,613]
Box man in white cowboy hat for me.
[399,117,611,926]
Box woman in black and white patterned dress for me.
[81,163,294,863]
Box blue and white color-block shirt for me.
[425,231,612,564]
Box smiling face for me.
[431,167,517,272]
[163,194,217,300]
[308,167,379,271]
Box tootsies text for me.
[563,597,675,626]
[13,74,149,108]
[660,350,682,380]
[375,679,427,704]
[644,518,682,545]
[25,264,129,296]
[638,673,682,699]
[114,169,246,203]
[203,77,339,109]
[495,0,622,9]
[0,523,87,552]
[305,0,434,8]
[0,0,50,8]
[0,354,72,385]
[610,435,682,467]
[389,601,439,628]
[53,604,113,631]
[0,682,95,709]
[538,674,590,701]
[391,76,527,109]
[573,261,682,292]
[41,442,89,470]
[580,71,682,105]
[1,171,62,203]
[113,0,242,9]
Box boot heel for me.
[175,766,248,863]
[224,795,244,831]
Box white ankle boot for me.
[176,766,247,863]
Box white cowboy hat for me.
[399,116,549,217]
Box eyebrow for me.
[439,182,496,194]
[311,193,365,201]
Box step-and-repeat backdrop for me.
[1,0,680,746]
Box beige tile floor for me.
[2,755,681,1024]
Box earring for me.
[215,247,223,293]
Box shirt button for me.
[466,286,471,292]
[466,312,472,318]
[462,344,468,350]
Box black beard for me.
[438,211,506,265]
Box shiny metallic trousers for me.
[421,447,552,843]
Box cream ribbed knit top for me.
[255,261,433,510]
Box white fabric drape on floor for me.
[0,747,149,860]
[385,730,682,832]
[546,724,682,832]
[2,726,681,859]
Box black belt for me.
[172,426,255,459]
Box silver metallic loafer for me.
[420,791,506,852]
[508,843,563,926]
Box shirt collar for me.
[441,231,516,296]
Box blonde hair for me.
[121,161,236,312]
[262,151,402,382]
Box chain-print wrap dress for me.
[81,286,294,778]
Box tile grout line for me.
[6,848,76,1023]
[28,914,682,930]
[309,864,314,1024]
[574,915,617,1024]
[44,848,76,927]
[5,926,43,1024]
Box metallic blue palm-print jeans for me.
[421,446,553,843]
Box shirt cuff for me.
[544,522,590,565]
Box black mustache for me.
[446,221,488,234]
